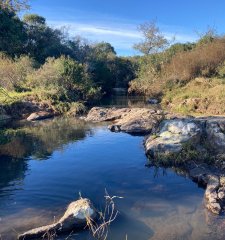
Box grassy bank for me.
[162,78,225,116]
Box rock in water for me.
[145,119,202,159]
[86,107,164,134]
[27,111,54,121]
[18,198,96,240]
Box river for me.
[0,95,224,240]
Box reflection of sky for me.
[26,0,225,55]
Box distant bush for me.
[128,53,166,96]
[0,53,35,91]
[164,37,225,84]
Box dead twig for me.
[86,189,123,240]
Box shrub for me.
[164,37,225,84]
[29,55,102,103]
[0,53,35,91]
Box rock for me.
[189,167,208,186]
[205,175,221,215]
[27,111,54,121]
[205,119,225,154]
[18,198,96,240]
[86,107,164,134]
[145,119,202,158]
[220,176,225,186]
[85,107,127,122]
[218,188,225,200]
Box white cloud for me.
[48,20,196,56]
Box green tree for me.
[0,8,27,56]
[23,14,46,26]
[23,14,67,63]
[0,0,29,12]
[133,20,168,55]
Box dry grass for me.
[86,190,123,240]
[162,77,225,115]
[164,38,225,84]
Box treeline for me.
[0,1,135,113]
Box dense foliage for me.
[0,2,135,113]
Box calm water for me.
[0,104,224,239]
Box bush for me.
[0,53,35,91]
[29,55,102,103]
[164,37,225,84]
[128,54,165,96]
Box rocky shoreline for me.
[85,107,225,215]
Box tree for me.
[0,0,29,12]
[133,21,168,55]
[92,42,116,57]
[197,27,217,46]
[23,14,46,26]
[23,14,66,63]
[66,36,91,63]
[0,8,27,56]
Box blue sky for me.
[28,0,225,56]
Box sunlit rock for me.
[18,198,96,240]
[86,107,164,134]
[27,111,54,121]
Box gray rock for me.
[205,120,225,154]
[18,198,96,240]
[27,111,54,121]
[86,107,164,134]
[145,119,202,158]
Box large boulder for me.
[86,107,164,134]
[145,119,202,159]
[18,198,96,240]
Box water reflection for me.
[0,118,224,240]
[0,118,93,160]
[0,118,95,216]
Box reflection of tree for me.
[0,156,28,191]
[0,117,92,191]
[0,117,92,160]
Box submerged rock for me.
[18,198,96,240]
[86,107,164,134]
[27,111,54,121]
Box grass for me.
[162,77,225,116]
[147,141,214,167]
